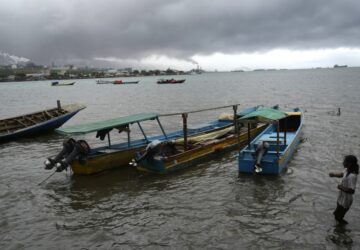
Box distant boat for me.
[113,80,139,84]
[333,64,348,68]
[0,101,85,143]
[238,107,303,175]
[157,79,185,84]
[96,80,113,84]
[51,81,75,86]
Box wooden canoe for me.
[0,103,85,143]
[51,81,76,86]
[157,79,185,84]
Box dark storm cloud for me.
[1,0,359,64]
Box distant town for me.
[0,60,350,83]
[0,61,206,82]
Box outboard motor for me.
[254,141,269,173]
[44,138,76,169]
[131,140,163,166]
[44,139,91,172]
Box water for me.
[1,68,360,249]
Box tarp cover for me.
[56,113,158,135]
[239,108,287,122]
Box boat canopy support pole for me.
[182,113,188,151]
[156,117,168,140]
[137,122,148,142]
[127,125,131,148]
[233,105,240,150]
[247,123,251,149]
[107,133,111,148]
[276,121,280,157]
[284,118,287,145]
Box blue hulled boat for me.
[0,102,85,143]
[238,107,303,175]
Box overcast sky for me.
[1,0,360,70]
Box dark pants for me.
[333,203,349,222]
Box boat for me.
[157,79,185,84]
[44,105,254,175]
[238,107,303,175]
[0,101,85,143]
[96,80,113,84]
[134,122,266,174]
[51,81,76,86]
[113,80,139,84]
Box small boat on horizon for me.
[51,81,76,86]
[0,101,85,143]
[238,107,303,175]
[96,79,113,84]
[113,80,139,84]
[96,79,140,84]
[157,78,185,84]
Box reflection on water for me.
[1,69,360,249]
[326,225,353,248]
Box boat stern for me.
[238,151,282,175]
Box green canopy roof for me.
[239,108,287,122]
[56,112,158,135]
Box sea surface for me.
[1,68,360,249]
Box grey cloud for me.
[0,0,359,65]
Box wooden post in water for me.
[182,113,188,151]
[57,100,61,111]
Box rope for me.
[38,171,57,186]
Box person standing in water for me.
[329,155,359,224]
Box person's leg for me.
[333,203,349,224]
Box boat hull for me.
[157,79,185,84]
[136,125,266,174]
[71,147,141,175]
[52,82,75,86]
